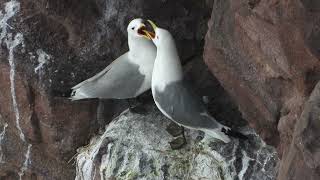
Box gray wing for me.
[154,80,220,129]
[71,53,145,100]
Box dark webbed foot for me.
[166,122,187,150]
[169,137,187,150]
[127,99,148,115]
[166,122,184,137]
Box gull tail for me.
[202,126,248,143]
[70,88,89,101]
[202,127,231,143]
[221,127,248,140]
[200,113,247,143]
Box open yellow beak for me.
[147,20,157,31]
[142,30,155,40]
[137,24,152,40]
[141,20,157,39]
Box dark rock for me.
[0,62,98,179]
[204,0,320,179]
[278,82,320,180]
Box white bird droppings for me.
[0,0,20,41]
[0,0,26,142]
[6,33,25,142]
[34,49,50,73]
[18,144,32,180]
[238,150,253,180]
[1,3,34,179]
[0,123,8,163]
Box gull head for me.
[144,20,173,47]
[127,18,152,40]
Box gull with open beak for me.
[71,18,156,101]
[145,20,246,143]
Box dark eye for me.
[157,36,159,39]
[131,27,135,30]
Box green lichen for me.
[127,152,134,161]
[192,141,206,155]
[126,171,138,180]
[117,170,138,180]
[119,171,127,177]
[169,155,192,178]
[151,168,159,177]
[218,165,225,180]
[150,159,160,177]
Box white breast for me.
[154,99,173,120]
[151,49,183,93]
[128,42,156,96]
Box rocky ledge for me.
[0,0,319,179]
[75,104,278,180]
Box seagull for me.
[145,20,246,143]
[71,18,156,101]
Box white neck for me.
[152,41,183,91]
[128,35,153,56]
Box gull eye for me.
[131,27,135,30]
[156,36,159,39]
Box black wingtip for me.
[71,89,75,97]
[222,128,248,140]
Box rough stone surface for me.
[204,0,320,179]
[1,0,316,179]
[278,82,320,180]
[0,0,220,179]
[75,104,278,180]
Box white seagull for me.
[71,18,156,101]
[145,20,246,143]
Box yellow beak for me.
[142,30,155,39]
[141,20,157,39]
[147,20,158,31]
[138,24,152,40]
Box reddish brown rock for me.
[204,0,320,179]
[0,63,98,179]
[0,0,215,179]
[278,82,320,180]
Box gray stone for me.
[75,104,278,180]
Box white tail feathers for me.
[202,128,231,143]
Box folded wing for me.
[71,53,146,100]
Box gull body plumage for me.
[71,18,156,100]
[149,23,236,143]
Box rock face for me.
[0,0,317,179]
[278,82,320,180]
[75,104,278,180]
[204,0,320,179]
[0,0,219,179]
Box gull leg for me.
[167,123,187,150]
[97,100,106,134]
[126,99,134,109]
[182,127,186,142]
[127,98,148,115]
[166,122,184,137]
